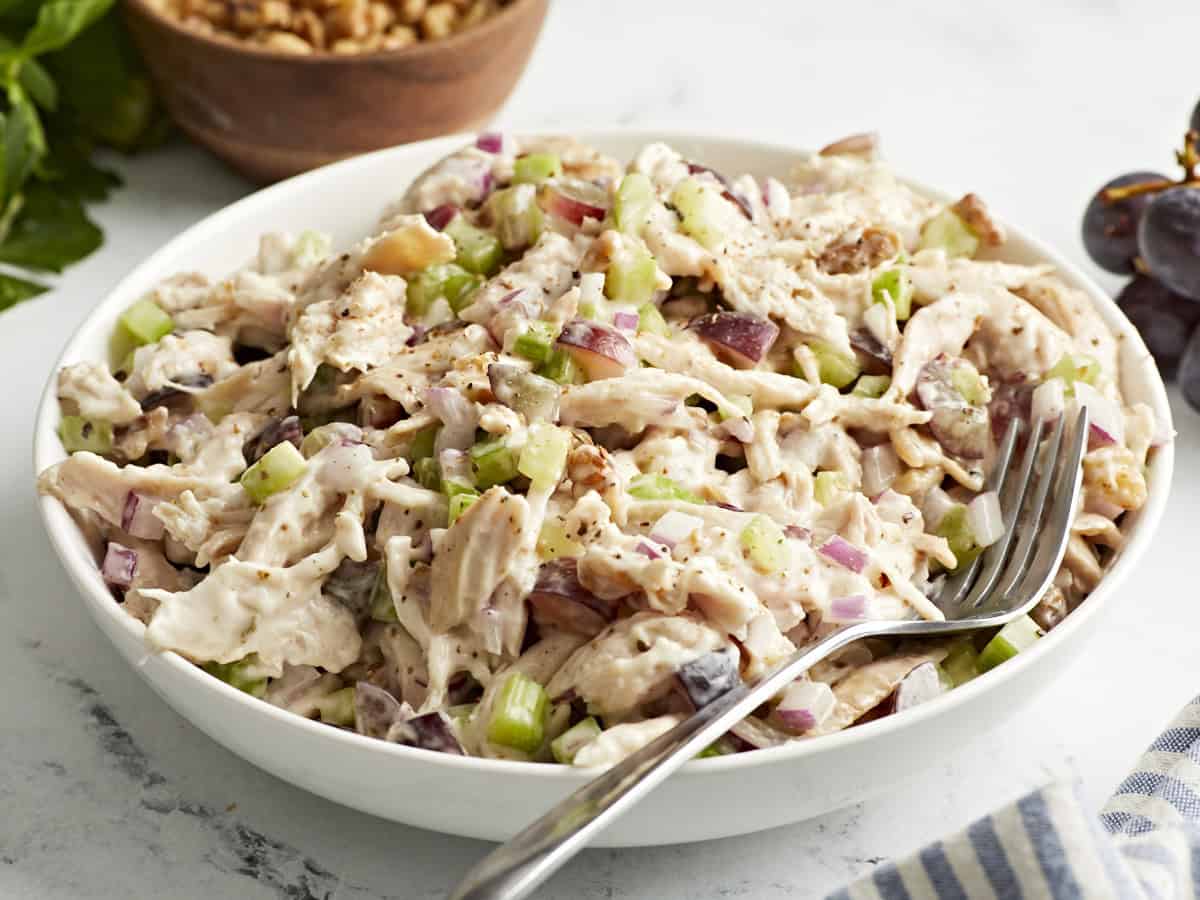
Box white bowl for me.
[34,131,1174,847]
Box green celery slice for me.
[814,470,848,506]
[512,153,562,185]
[370,565,399,623]
[538,348,584,385]
[978,615,1044,672]
[119,299,173,346]
[604,244,657,304]
[614,173,656,234]
[940,640,981,686]
[315,687,356,726]
[413,457,442,491]
[448,490,481,525]
[470,437,519,489]
[203,656,269,698]
[740,515,789,574]
[513,321,558,365]
[444,216,503,276]
[851,374,891,398]
[517,423,571,492]
[1046,353,1101,395]
[59,415,113,455]
[408,424,440,462]
[935,504,983,571]
[871,267,914,321]
[670,177,726,250]
[487,672,549,753]
[550,716,602,764]
[919,209,979,259]
[802,341,861,389]
[637,303,670,336]
[628,473,702,504]
[241,441,308,504]
[537,519,584,560]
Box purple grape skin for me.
[1138,188,1200,300]
[1081,172,1165,274]
[1179,326,1200,414]
[676,648,740,709]
[390,711,464,755]
[1116,276,1200,381]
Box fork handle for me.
[447,623,867,900]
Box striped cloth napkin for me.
[831,696,1200,899]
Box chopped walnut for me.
[951,193,1005,247]
[816,226,901,275]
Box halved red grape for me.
[676,647,741,709]
[243,415,303,464]
[916,355,990,459]
[538,179,608,226]
[527,559,616,637]
[1116,276,1200,380]
[556,320,636,379]
[1081,172,1165,274]
[391,711,464,754]
[1179,325,1200,413]
[691,312,779,368]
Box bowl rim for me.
[33,128,1176,782]
[121,0,545,64]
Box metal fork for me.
[448,408,1090,900]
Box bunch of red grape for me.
[1082,103,1200,410]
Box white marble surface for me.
[4,1,1200,897]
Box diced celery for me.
[814,470,848,506]
[518,423,571,492]
[919,209,979,259]
[538,348,584,385]
[935,504,983,571]
[614,173,656,234]
[408,424,439,462]
[370,565,398,622]
[637,302,671,336]
[695,737,737,759]
[315,687,356,726]
[577,300,600,320]
[485,185,544,250]
[537,520,584,560]
[802,341,861,389]
[291,230,331,268]
[241,441,307,504]
[628,473,702,504]
[443,476,476,499]
[978,615,1044,672]
[604,245,658,304]
[513,321,558,366]
[871,267,914,321]
[1046,353,1100,395]
[670,177,726,250]
[487,672,549,753]
[413,457,442,491]
[444,216,503,276]
[550,716,602,764]
[299,421,355,457]
[59,415,113,455]
[851,374,891,398]
[740,514,789,574]
[950,360,988,406]
[940,639,980,686]
[118,299,173,346]
[470,437,519,489]
[513,153,563,185]
[406,263,482,318]
[448,490,480,525]
[447,703,478,723]
[718,394,753,420]
[203,656,269,698]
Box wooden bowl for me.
[122,0,548,182]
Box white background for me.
[4,1,1200,897]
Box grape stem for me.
[1102,130,1200,203]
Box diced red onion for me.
[634,541,662,560]
[966,490,1004,548]
[819,536,867,573]
[649,511,703,549]
[613,311,639,332]
[121,491,164,540]
[423,204,459,231]
[861,444,901,498]
[475,132,504,153]
[101,541,138,589]
[557,320,636,380]
[775,680,835,734]
[1031,378,1066,424]
[784,524,810,541]
[1072,382,1123,449]
[715,501,744,512]
[826,594,868,623]
[686,161,731,188]
[423,386,478,452]
[921,486,957,531]
[763,177,790,216]
[691,312,779,368]
[406,324,428,347]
